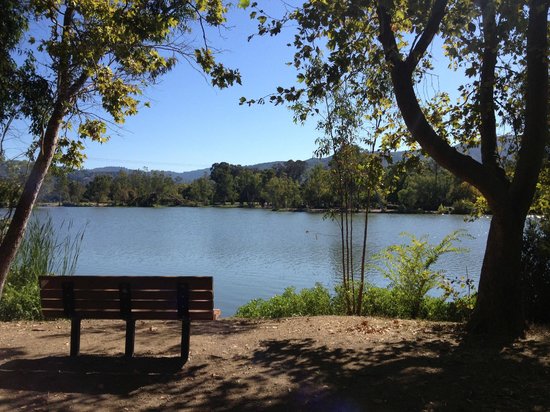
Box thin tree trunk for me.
[357,138,377,315]
[349,189,355,315]
[340,208,350,313]
[357,185,371,315]
[0,109,64,296]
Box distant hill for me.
[0,143,483,185]
[66,144,484,184]
[68,157,332,184]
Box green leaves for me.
[238,0,251,9]
[78,119,108,143]
[375,230,468,318]
[10,1,240,169]
[195,48,241,87]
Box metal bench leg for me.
[125,320,136,357]
[70,318,81,357]
[181,318,190,364]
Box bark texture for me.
[469,208,526,336]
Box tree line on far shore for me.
[1,156,485,214]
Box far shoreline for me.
[34,202,484,216]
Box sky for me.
[83,3,319,172]
[5,2,469,173]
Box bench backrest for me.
[39,275,215,320]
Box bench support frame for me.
[62,280,194,363]
[125,320,136,357]
[178,282,191,363]
[70,317,81,357]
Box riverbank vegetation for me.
[237,231,476,322]
[0,217,84,321]
[235,284,474,322]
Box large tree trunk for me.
[0,109,63,297]
[469,208,526,337]
[376,0,548,338]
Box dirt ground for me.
[0,316,549,411]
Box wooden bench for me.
[39,275,218,364]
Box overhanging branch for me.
[376,0,507,205]
[404,0,448,74]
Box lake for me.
[33,207,491,316]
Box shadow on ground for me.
[0,322,549,410]
[0,355,188,393]
[162,331,550,411]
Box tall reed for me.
[0,215,86,320]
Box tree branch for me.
[377,0,403,66]
[478,0,501,174]
[404,0,448,74]
[376,0,507,205]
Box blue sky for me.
[83,3,319,172]
[6,2,470,173]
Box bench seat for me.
[39,275,217,364]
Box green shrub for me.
[332,282,368,316]
[522,219,550,323]
[361,287,403,318]
[0,216,85,321]
[236,283,476,322]
[451,199,475,214]
[374,231,467,318]
[0,282,42,320]
[235,231,475,322]
[235,283,335,318]
[299,283,334,315]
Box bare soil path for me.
[0,316,548,411]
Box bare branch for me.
[405,0,448,74]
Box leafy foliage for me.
[0,155,484,212]
[235,283,334,318]
[3,1,240,168]
[375,231,467,318]
[0,217,85,320]
[235,282,474,322]
[522,219,550,324]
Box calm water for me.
[32,207,491,316]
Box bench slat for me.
[39,275,213,291]
[41,298,214,311]
[40,288,213,301]
[41,309,215,320]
